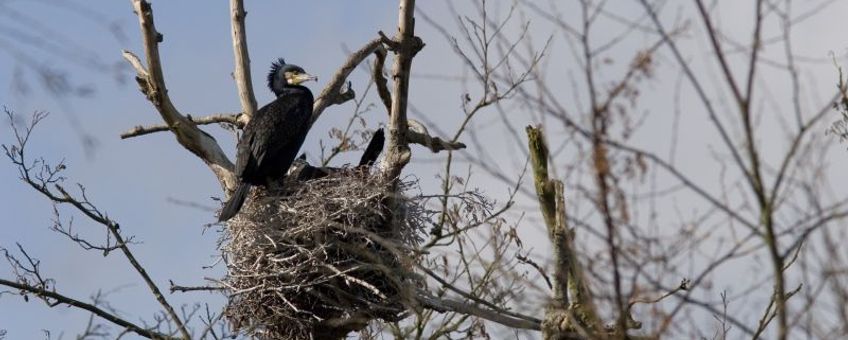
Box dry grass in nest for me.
[220,170,426,339]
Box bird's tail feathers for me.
[218,183,251,222]
[358,128,385,167]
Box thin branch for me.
[628,279,690,309]
[168,280,225,294]
[694,0,745,106]
[120,113,241,139]
[516,254,552,289]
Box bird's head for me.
[267,58,317,95]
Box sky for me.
[2,0,848,339]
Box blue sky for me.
[3,1,848,339]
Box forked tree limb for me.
[381,0,424,180]
[124,0,236,191]
[229,0,257,119]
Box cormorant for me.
[218,59,317,222]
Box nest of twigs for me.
[221,169,425,339]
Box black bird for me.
[218,59,317,222]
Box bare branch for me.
[417,292,542,331]
[169,280,225,294]
[120,113,242,139]
[229,0,257,118]
[628,279,690,309]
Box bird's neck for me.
[274,84,311,97]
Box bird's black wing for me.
[258,94,312,174]
[235,93,312,184]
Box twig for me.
[372,51,465,153]
[516,254,552,290]
[628,278,690,309]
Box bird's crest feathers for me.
[267,58,287,95]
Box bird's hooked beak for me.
[292,73,318,85]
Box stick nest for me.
[221,170,425,339]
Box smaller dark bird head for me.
[267,58,317,96]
